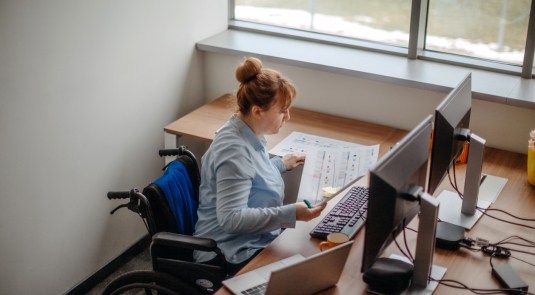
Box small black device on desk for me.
[309,185,369,240]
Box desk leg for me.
[164,132,181,165]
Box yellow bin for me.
[529,147,535,186]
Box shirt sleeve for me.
[270,156,286,174]
[214,145,296,234]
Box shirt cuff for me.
[280,204,296,228]
[270,156,286,173]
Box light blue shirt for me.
[193,115,297,264]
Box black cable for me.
[433,235,535,294]
[402,223,414,262]
[476,208,535,230]
[433,280,509,294]
[461,245,482,252]
[447,167,454,186]
[510,256,535,268]
[452,162,462,198]
[483,245,535,270]
[495,235,535,247]
[497,247,535,257]
[447,167,463,200]
[452,162,457,187]
[393,231,413,263]
[430,278,535,295]
[448,169,535,231]
[485,238,535,269]
[448,167,535,229]
[484,208,535,222]
[497,242,535,248]
[406,227,417,233]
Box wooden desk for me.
[165,95,535,294]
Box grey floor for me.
[85,246,152,295]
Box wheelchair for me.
[103,146,228,295]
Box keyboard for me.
[310,186,369,240]
[241,282,267,295]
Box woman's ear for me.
[251,105,262,119]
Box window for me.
[234,0,413,47]
[231,0,535,78]
[426,0,531,66]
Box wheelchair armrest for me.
[152,232,229,280]
[152,232,217,252]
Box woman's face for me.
[257,99,290,136]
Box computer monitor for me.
[361,115,440,292]
[428,73,472,195]
[428,73,486,219]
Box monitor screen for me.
[427,73,472,195]
[361,115,433,272]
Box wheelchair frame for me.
[103,146,228,295]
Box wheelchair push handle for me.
[107,191,130,200]
[159,149,180,157]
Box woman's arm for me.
[269,156,286,173]
[214,146,296,234]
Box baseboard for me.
[63,234,151,295]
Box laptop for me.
[223,240,353,295]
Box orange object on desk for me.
[456,142,469,164]
[430,130,469,164]
[430,130,434,151]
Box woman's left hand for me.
[281,152,306,171]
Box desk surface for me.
[165,95,535,295]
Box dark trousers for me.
[202,249,262,277]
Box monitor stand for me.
[436,132,499,230]
[461,133,486,215]
[366,193,447,295]
[412,193,446,294]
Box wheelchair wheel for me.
[102,270,203,295]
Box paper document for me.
[269,132,364,157]
[297,145,379,204]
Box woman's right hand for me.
[295,202,327,222]
[281,152,306,171]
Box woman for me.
[193,57,326,276]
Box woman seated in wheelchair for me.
[193,57,326,276]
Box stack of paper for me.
[269,132,379,205]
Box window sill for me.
[196,29,535,110]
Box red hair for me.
[235,57,296,116]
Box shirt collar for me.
[229,114,266,151]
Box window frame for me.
[229,0,535,79]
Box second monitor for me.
[428,73,491,229]
[361,115,444,294]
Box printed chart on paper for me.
[269,132,364,157]
[297,145,379,204]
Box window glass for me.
[426,0,531,65]
[235,0,412,47]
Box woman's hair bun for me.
[236,57,262,84]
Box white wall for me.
[0,1,226,294]
[204,52,535,155]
